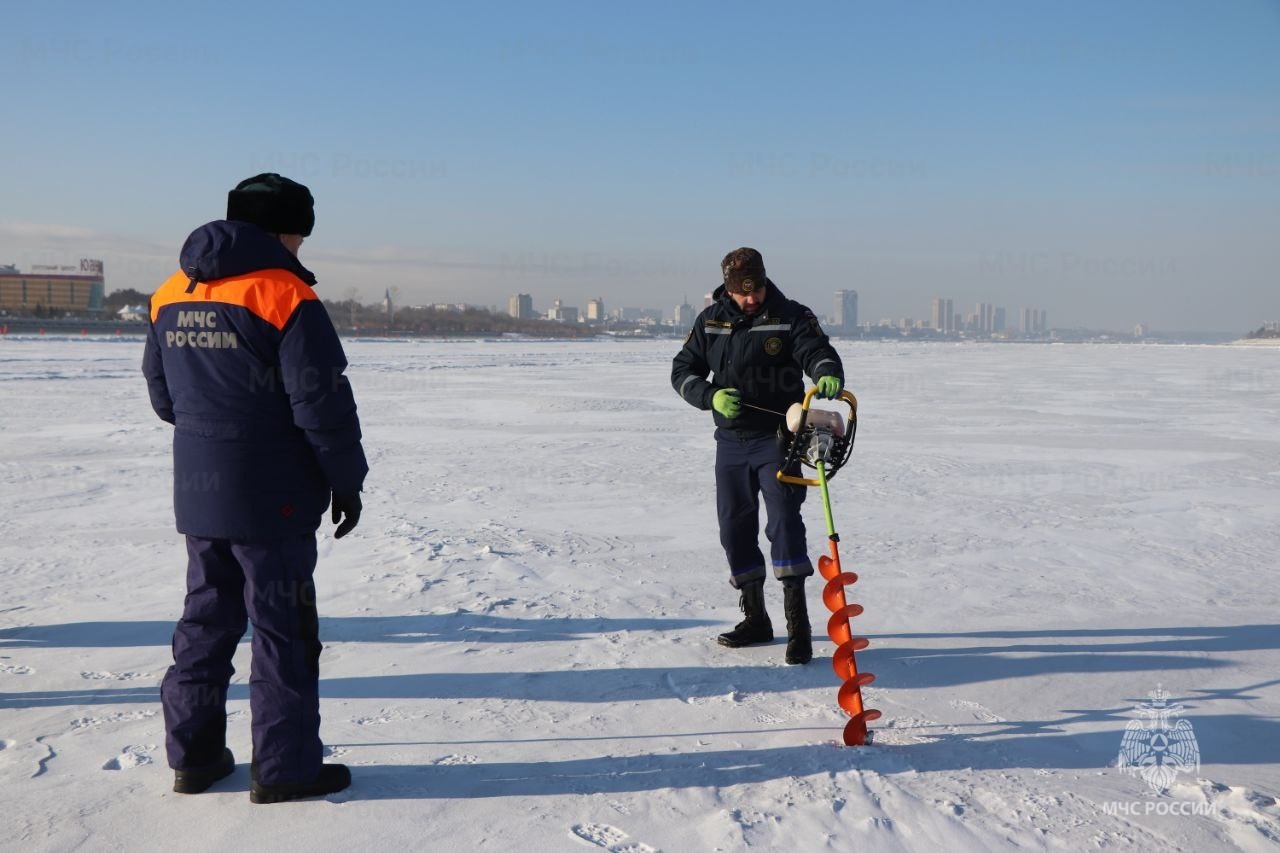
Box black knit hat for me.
[721,247,765,294]
[226,173,315,237]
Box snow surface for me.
[1,336,1278,852]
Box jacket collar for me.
[180,220,318,286]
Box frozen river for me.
[1,336,1277,851]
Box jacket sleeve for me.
[792,308,843,385]
[278,299,369,497]
[142,311,175,424]
[671,317,716,410]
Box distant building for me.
[1019,307,1047,334]
[0,259,105,314]
[620,306,658,322]
[614,307,659,324]
[1134,322,1148,338]
[382,288,394,320]
[586,298,604,322]
[833,289,858,333]
[116,304,147,322]
[674,298,695,330]
[508,293,533,319]
[975,302,995,334]
[931,297,955,333]
[703,292,714,308]
[548,299,578,323]
[994,307,1006,333]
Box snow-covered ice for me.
[1,336,1277,851]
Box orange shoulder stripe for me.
[150,269,318,329]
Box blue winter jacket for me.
[142,220,368,541]
[672,279,844,434]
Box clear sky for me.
[2,0,1277,331]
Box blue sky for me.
[2,0,1277,330]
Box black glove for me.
[331,492,362,539]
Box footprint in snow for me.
[570,822,658,852]
[102,744,155,771]
[80,671,150,681]
[949,699,1006,723]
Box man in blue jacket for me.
[672,248,843,665]
[143,173,368,803]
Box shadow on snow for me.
[868,623,1279,688]
[0,612,719,648]
[0,663,830,709]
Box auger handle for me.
[776,387,859,487]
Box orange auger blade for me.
[821,572,859,611]
[780,391,876,746]
[819,535,878,746]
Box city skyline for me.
[2,3,1276,332]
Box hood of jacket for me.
[180,220,318,287]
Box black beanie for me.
[721,247,765,294]
[226,173,315,237]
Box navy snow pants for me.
[161,534,323,785]
[714,427,815,588]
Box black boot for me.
[250,761,351,804]
[717,580,773,648]
[783,582,813,665]
[173,747,235,794]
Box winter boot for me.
[250,762,351,804]
[783,582,813,665]
[173,748,235,794]
[717,580,773,648]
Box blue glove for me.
[816,376,842,399]
[712,388,742,418]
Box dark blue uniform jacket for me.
[142,220,368,541]
[672,279,844,434]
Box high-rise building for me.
[586,297,604,322]
[994,307,1006,333]
[833,289,858,332]
[931,297,955,333]
[508,293,533,319]
[1019,307,1047,334]
[674,298,695,329]
[975,302,995,334]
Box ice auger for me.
[777,387,880,746]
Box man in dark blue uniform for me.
[143,174,367,802]
[672,247,844,665]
